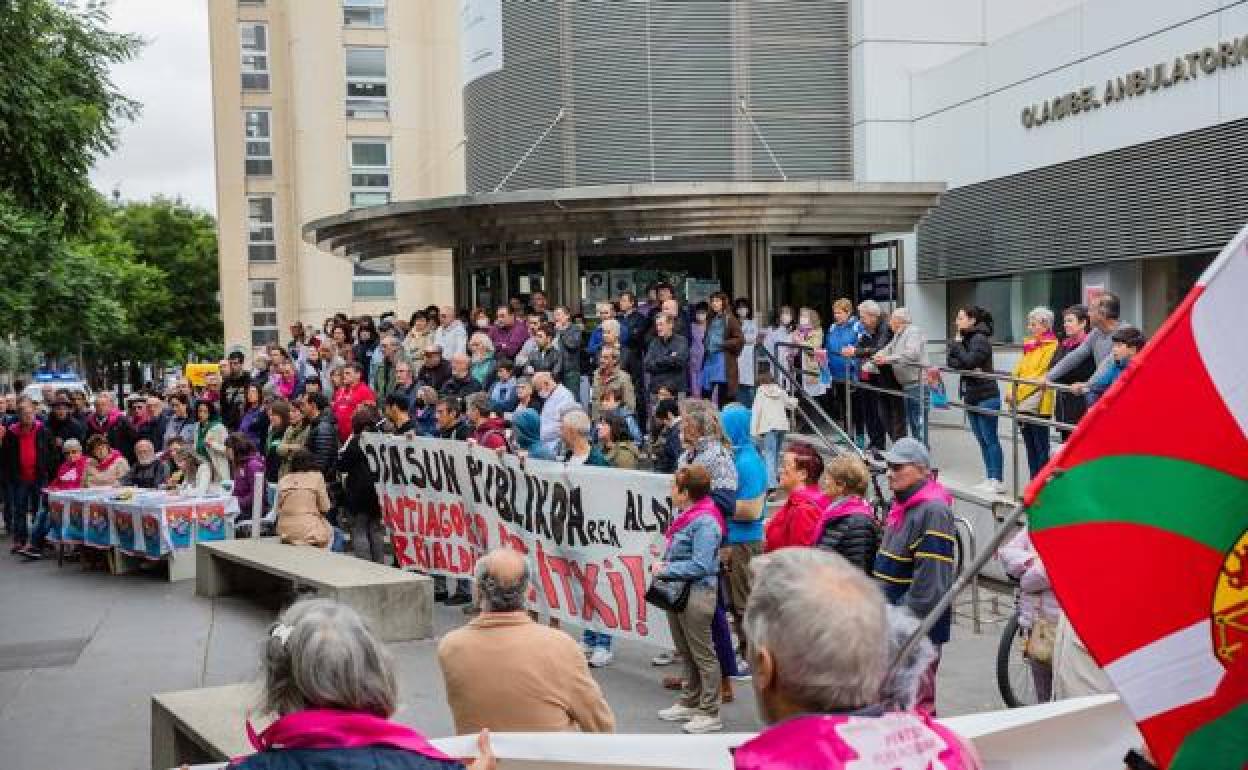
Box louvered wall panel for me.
[464,0,851,193]
[916,117,1248,281]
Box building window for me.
[250,280,279,347]
[240,23,270,90]
[345,47,389,119]
[946,268,1081,345]
[353,259,395,299]
[343,0,385,28]
[244,110,272,176]
[349,139,390,208]
[247,197,276,262]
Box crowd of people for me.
[0,284,1151,767]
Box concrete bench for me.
[150,682,256,770]
[195,539,433,642]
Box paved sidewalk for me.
[0,548,1009,770]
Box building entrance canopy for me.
[303,181,945,263]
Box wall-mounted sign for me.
[1021,37,1248,129]
[461,0,503,87]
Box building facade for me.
[208,0,463,351]
[861,0,1247,342]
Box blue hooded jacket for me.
[511,408,554,461]
[721,404,769,544]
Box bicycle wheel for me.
[996,613,1039,708]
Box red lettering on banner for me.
[432,541,449,570]
[544,555,578,613]
[450,503,465,538]
[569,561,617,629]
[618,555,649,636]
[605,561,631,632]
[534,540,561,609]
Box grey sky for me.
[89,0,217,213]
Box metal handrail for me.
[757,343,865,461]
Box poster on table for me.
[165,504,195,550]
[64,499,85,543]
[364,435,675,647]
[47,497,66,543]
[141,508,166,559]
[85,502,112,548]
[194,501,228,542]
[113,501,138,553]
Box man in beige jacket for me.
[437,548,616,735]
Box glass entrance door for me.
[771,245,856,321]
[469,265,503,312]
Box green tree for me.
[0,0,140,235]
[109,197,221,361]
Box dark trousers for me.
[879,388,908,443]
[7,481,40,546]
[856,388,886,448]
[1022,422,1052,478]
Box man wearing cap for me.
[871,437,956,715]
[45,396,86,460]
[221,350,252,432]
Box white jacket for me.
[750,383,794,436]
[539,384,578,455]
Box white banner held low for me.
[364,435,675,647]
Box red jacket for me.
[471,417,509,450]
[764,485,829,553]
[331,382,377,442]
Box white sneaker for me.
[651,649,677,666]
[657,703,701,722]
[987,479,1007,496]
[588,647,614,668]
[682,714,723,734]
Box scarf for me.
[665,495,726,546]
[886,479,952,530]
[1023,330,1057,354]
[94,449,124,472]
[87,409,121,434]
[242,709,452,763]
[1061,330,1087,350]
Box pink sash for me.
[734,712,980,770]
[665,496,726,546]
[885,479,952,530]
[808,496,875,546]
[241,709,453,762]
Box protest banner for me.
[364,434,676,647]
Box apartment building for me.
[208,0,464,351]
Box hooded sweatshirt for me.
[511,408,553,461]
[722,404,768,544]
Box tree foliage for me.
[0,0,141,234]
[0,1,222,379]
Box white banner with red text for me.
[362,434,676,647]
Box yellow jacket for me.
[1011,335,1058,416]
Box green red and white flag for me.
[1027,226,1248,769]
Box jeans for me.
[7,481,40,546]
[582,630,613,650]
[903,384,929,446]
[761,430,785,489]
[1021,422,1052,478]
[330,526,347,553]
[968,397,1004,482]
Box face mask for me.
[475,319,489,329]
[799,315,811,326]
[696,313,707,323]
[736,307,749,318]
[779,313,793,325]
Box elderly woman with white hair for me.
[1008,306,1059,478]
[872,307,929,445]
[237,598,494,770]
[467,332,496,388]
[734,548,980,770]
